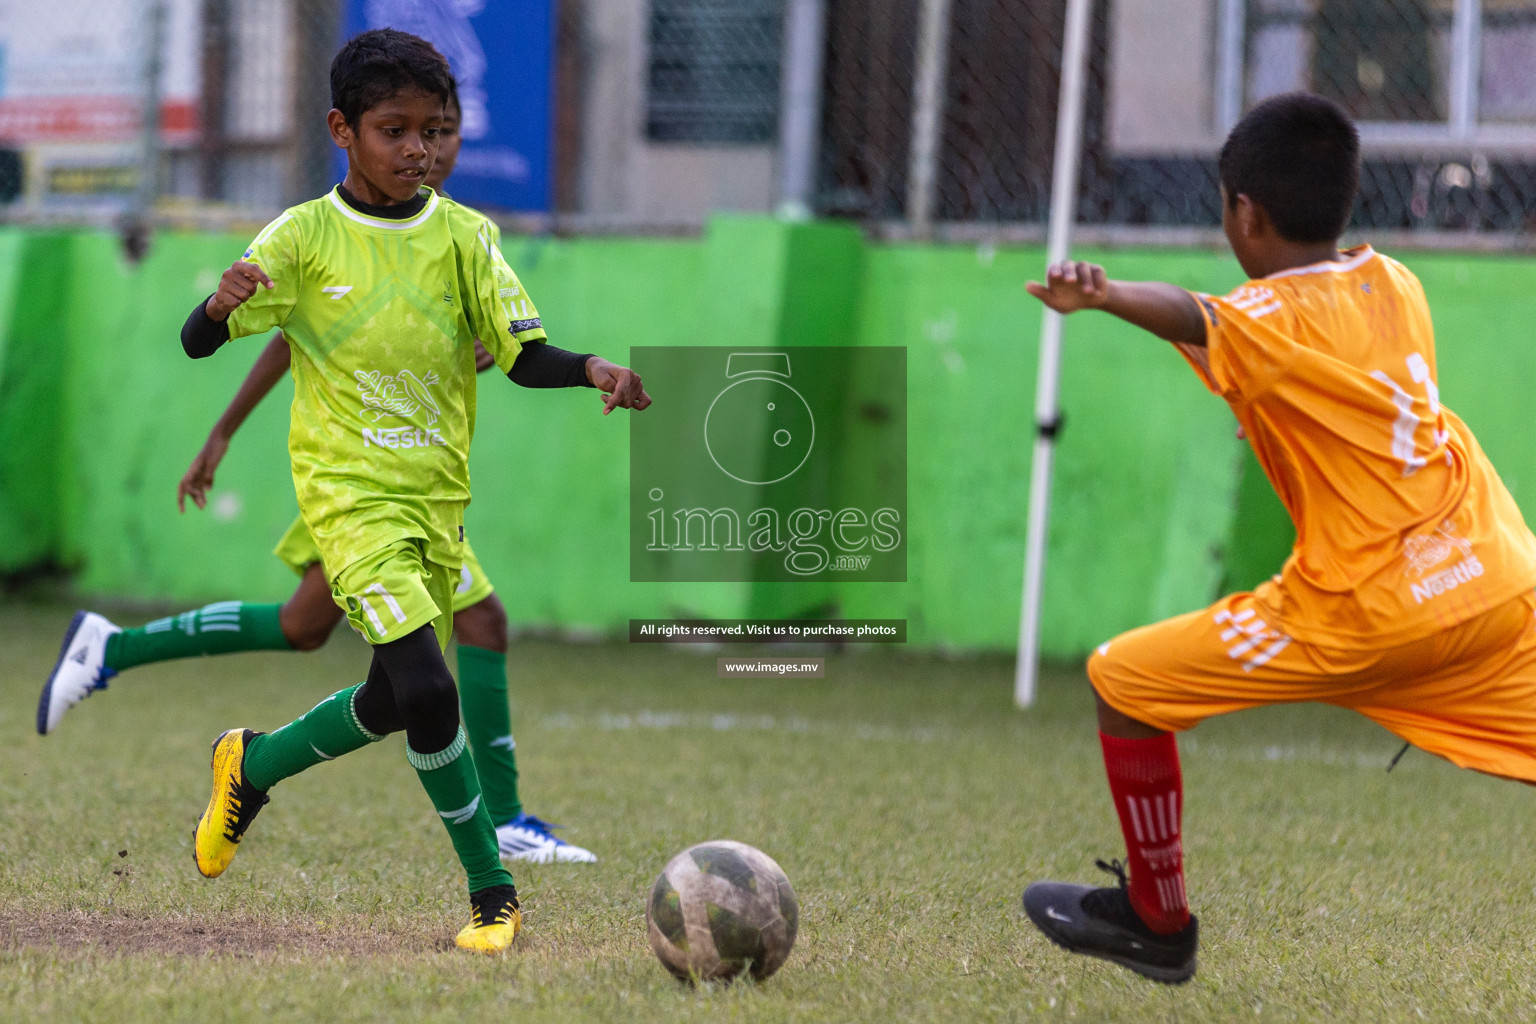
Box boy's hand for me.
[474,338,496,373]
[177,432,231,512]
[205,261,274,321]
[586,357,653,414]
[1025,260,1110,314]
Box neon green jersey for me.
[226,186,546,576]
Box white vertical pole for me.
[1014,0,1094,708]
[1215,0,1246,135]
[777,0,827,219]
[906,0,953,235]
[1449,0,1481,141]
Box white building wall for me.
[575,0,776,223]
[1107,0,1222,156]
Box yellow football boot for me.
[193,729,269,878]
[455,884,522,954]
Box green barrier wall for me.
[2,221,1532,658]
[51,232,303,601]
[841,245,1247,652]
[0,232,71,571]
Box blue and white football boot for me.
[37,611,121,735]
[495,812,597,864]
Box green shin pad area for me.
[105,602,292,672]
[408,728,514,894]
[456,645,521,825]
[241,683,380,791]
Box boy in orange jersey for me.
[1021,92,1536,984]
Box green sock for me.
[456,645,522,824]
[409,727,514,893]
[243,684,381,791]
[105,601,292,671]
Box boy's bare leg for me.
[279,563,346,651]
[1096,691,1165,740]
[453,593,507,652]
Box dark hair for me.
[445,76,461,118]
[330,29,453,127]
[1218,92,1360,243]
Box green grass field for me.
[3,600,1536,1023]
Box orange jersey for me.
[1176,245,1536,647]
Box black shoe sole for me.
[37,610,88,736]
[1024,896,1196,985]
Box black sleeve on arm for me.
[506,342,596,388]
[181,296,231,359]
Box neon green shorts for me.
[331,539,455,649]
[274,515,494,613]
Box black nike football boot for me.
[1023,859,1199,984]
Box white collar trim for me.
[326,187,439,230]
[1265,246,1376,279]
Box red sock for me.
[1099,730,1190,934]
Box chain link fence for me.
[817,0,1110,225]
[819,0,1536,237]
[3,0,1535,240]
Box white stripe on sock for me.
[1138,797,1156,841]
[1125,797,1147,842]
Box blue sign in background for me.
[342,0,552,212]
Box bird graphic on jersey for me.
[357,368,442,424]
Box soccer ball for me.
[645,839,799,982]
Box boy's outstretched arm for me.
[505,343,652,414]
[181,260,275,358]
[178,333,291,512]
[1026,259,1207,346]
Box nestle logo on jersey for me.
[1411,555,1485,604]
[362,426,447,449]
[1402,519,1481,604]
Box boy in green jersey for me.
[37,85,595,866]
[175,30,648,953]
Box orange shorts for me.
[1089,589,1536,783]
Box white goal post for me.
[1014,0,1095,708]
